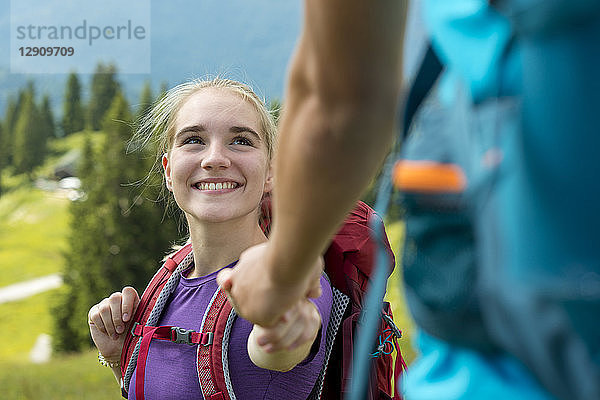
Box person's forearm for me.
[268,0,406,282]
[247,326,316,372]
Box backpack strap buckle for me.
[131,321,141,337]
[171,326,195,345]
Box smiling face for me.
[162,87,273,225]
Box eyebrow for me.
[175,124,206,138]
[230,126,262,141]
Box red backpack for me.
[120,201,406,399]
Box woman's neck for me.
[185,214,267,278]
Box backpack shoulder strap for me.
[402,43,443,141]
[197,287,234,400]
[211,292,238,400]
[308,285,350,400]
[120,243,193,397]
[206,278,347,400]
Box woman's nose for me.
[200,143,231,169]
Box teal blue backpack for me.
[392,26,600,400]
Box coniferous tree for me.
[159,81,168,99]
[40,95,56,140]
[62,72,85,135]
[133,81,157,188]
[55,92,179,351]
[88,63,120,130]
[53,134,97,352]
[2,92,26,168]
[0,120,4,171]
[1,100,15,169]
[99,91,179,293]
[0,122,3,196]
[13,89,46,175]
[137,81,153,120]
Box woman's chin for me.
[189,211,234,224]
[185,207,256,225]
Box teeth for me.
[196,182,237,190]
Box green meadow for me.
[0,186,119,399]
[0,349,118,400]
[0,186,69,287]
[0,133,416,398]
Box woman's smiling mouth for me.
[193,181,241,191]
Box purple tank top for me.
[128,265,333,399]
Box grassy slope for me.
[0,131,105,287]
[0,187,69,287]
[0,349,118,400]
[0,290,55,362]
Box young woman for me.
[87,78,333,399]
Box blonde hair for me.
[132,77,277,176]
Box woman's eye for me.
[232,136,253,146]
[183,136,204,145]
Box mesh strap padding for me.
[221,308,238,400]
[197,289,228,399]
[308,287,350,400]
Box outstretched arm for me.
[218,0,406,327]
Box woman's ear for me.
[263,164,274,194]
[162,153,173,192]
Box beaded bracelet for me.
[98,352,121,368]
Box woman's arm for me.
[247,298,321,372]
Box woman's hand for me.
[247,298,322,372]
[88,286,140,363]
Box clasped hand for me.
[217,242,324,348]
